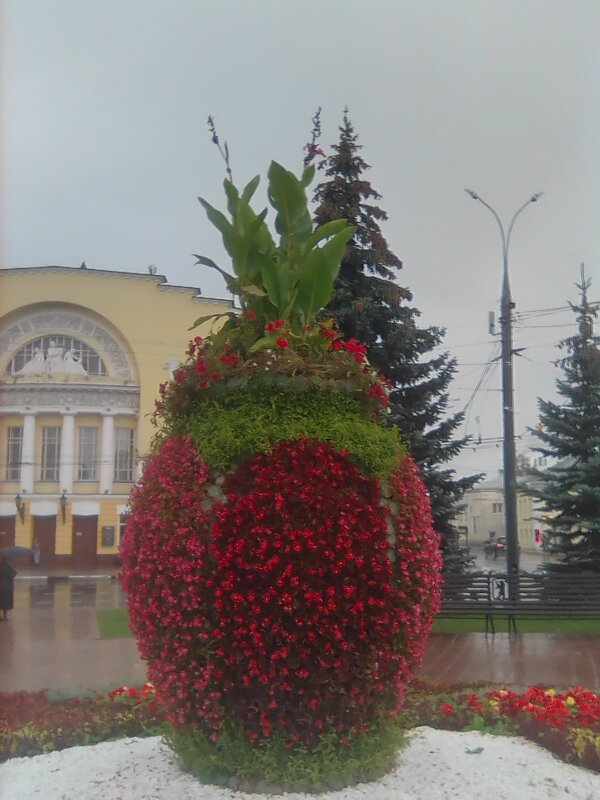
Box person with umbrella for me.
[0,556,17,621]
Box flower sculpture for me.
[120,161,442,789]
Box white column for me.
[20,413,36,493]
[59,413,75,493]
[99,414,115,494]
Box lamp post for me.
[465,190,543,578]
[60,490,68,524]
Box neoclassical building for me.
[454,472,536,549]
[0,266,230,568]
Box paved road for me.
[2,576,600,693]
[469,547,559,573]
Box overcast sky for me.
[2,0,599,480]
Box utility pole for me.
[465,190,543,579]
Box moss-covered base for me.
[179,383,403,477]
[165,717,407,794]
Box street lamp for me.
[465,189,543,578]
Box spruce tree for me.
[312,110,481,572]
[528,269,600,572]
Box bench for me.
[439,572,600,633]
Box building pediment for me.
[0,305,136,383]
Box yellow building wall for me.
[0,268,230,461]
[0,267,231,562]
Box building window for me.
[114,428,134,482]
[5,427,23,481]
[8,336,108,376]
[41,426,61,481]
[77,427,98,481]
[492,502,503,514]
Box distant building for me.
[0,266,231,568]
[454,471,536,548]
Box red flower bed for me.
[120,435,441,748]
[119,435,222,730]
[210,439,402,745]
[386,456,443,699]
[0,688,163,761]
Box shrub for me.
[165,714,405,792]
[120,159,442,790]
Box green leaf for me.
[241,174,260,204]
[223,180,240,217]
[198,198,235,255]
[198,198,232,238]
[209,316,239,347]
[295,226,355,321]
[188,311,237,331]
[248,334,279,352]
[257,252,284,309]
[228,204,276,291]
[240,284,267,297]
[267,161,307,237]
[193,254,229,277]
[193,255,239,294]
[300,164,315,188]
[306,219,349,250]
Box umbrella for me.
[0,545,34,558]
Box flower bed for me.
[0,684,161,761]
[4,681,600,775]
[402,681,600,772]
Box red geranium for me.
[121,437,441,747]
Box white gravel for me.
[2,727,600,800]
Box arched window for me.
[8,336,108,376]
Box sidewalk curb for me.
[16,574,117,582]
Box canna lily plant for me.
[193,162,355,349]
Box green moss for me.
[165,717,406,793]
[178,385,403,477]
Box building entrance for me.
[71,515,98,568]
[33,516,57,567]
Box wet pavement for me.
[469,546,559,574]
[419,633,600,690]
[0,577,146,693]
[2,575,600,693]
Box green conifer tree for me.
[312,110,481,571]
[528,269,600,572]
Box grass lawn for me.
[97,608,132,639]
[432,616,600,634]
[98,607,600,637]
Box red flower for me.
[344,338,368,364]
[275,338,289,349]
[219,353,239,366]
[243,310,257,320]
[121,435,441,749]
[266,319,286,332]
